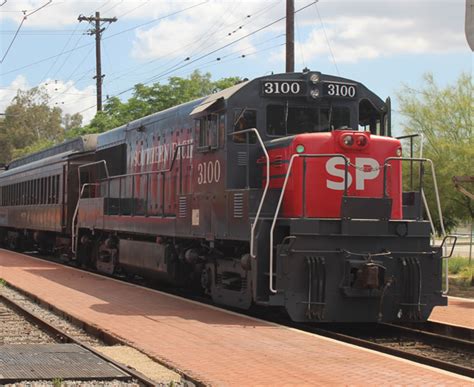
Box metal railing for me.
[101,143,189,217]
[71,183,101,254]
[268,153,349,293]
[382,156,456,294]
[71,160,110,255]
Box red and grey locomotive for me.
[0,71,447,322]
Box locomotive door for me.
[227,109,260,189]
[192,112,226,239]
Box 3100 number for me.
[263,81,301,95]
[197,160,221,185]
[327,83,356,98]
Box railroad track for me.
[0,291,161,386]
[295,322,474,378]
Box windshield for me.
[266,105,350,136]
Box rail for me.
[228,128,269,259]
[71,160,111,254]
[71,183,101,254]
[383,156,455,294]
[268,153,349,293]
[100,143,189,217]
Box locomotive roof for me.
[190,80,250,115]
[95,71,386,150]
[96,97,205,151]
[8,134,98,170]
[96,80,252,151]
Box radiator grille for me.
[178,196,187,218]
[237,152,248,166]
[233,193,244,218]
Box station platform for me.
[0,249,471,386]
[431,296,474,329]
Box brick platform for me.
[0,249,471,386]
[431,296,474,329]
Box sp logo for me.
[326,157,380,190]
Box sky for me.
[0,0,472,134]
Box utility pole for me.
[286,0,295,73]
[78,12,117,112]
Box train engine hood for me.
[263,131,402,219]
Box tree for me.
[397,73,473,232]
[63,113,83,132]
[69,70,241,137]
[0,86,79,162]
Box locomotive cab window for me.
[232,109,257,143]
[266,105,350,136]
[196,113,219,150]
[359,99,381,134]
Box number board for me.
[323,82,357,98]
[261,80,306,97]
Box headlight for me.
[296,144,305,153]
[342,135,354,146]
[356,135,367,147]
[310,73,320,83]
[396,148,402,156]
[310,88,320,98]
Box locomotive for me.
[0,71,448,322]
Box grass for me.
[0,278,6,287]
[52,378,63,387]
[444,256,473,288]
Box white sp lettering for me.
[326,157,380,190]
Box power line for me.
[103,1,209,40]
[0,1,208,77]
[0,29,86,35]
[314,2,339,75]
[0,0,53,63]
[39,22,82,85]
[132,1,317,90]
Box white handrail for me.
[71,183,100,254]
[268,153,348,294]
[71,160,110,255]
[228,128,270,259]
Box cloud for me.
[0,1,209,27]
[0,75,29,112]
[0,76,96,123]
[298,15,466,63]
[129,0,468,65]
[1,1,467,65]
[41,79,97,123]
[130,1,268,61]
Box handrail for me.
[78,160,110,186]
[71,183,100,254]
[71,160,110,255]
[269,153,349,293]
[382,157,446,236]
[383,156,451,293]
[228,128,269,259]
[100,143,189,182]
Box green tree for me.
[70,70,241,137]
[63,112,83,132]
[397,73,473,232]
[0,86,74,162]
